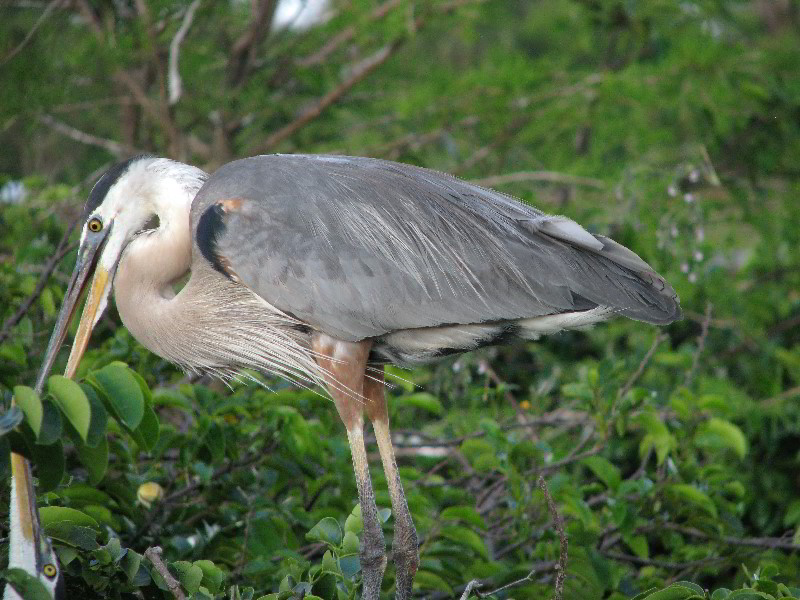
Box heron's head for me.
[38,155,207,384]
[3,457,64,600]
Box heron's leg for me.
[365,367,419,600]
[312,335,386,600]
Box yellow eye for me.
[42,563,57,578]
[88,217,103,232]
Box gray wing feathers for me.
[191,155,679,341]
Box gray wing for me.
[191,154,679,341]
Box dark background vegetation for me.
[1,1,799,598]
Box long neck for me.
[113,196,193,359]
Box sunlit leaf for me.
[89,364,144,430]
[48,375,91,442]
[13,386,42,436]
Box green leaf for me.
[194,559,226,594]
[562,382,593,401]
[582,456,622,492]
[725,591,775,599]
[120,550,143,582]
[90,364,145,430]
[130,400,159,453]
[172,561,203,594]
[641,581,704,599]
[81,384,108,448]
[30,440,64,491]
[635,412,676,465]
[74,436,109,485]
[36,400,62,446]
[204,421,226,462]
[440,505,486,528]
[43,522,98,550]
[342,531,360,554]
[694,418,748,459]
[0,568,54,600]
[321,550,340,575]
[306,517,342,546]
[48,375,91,442]
[413,570,452,594]
[623,533,649,559]
[40,506,100,529]
[396,392,443,415]
[439,525,489,559]
[14,386,42,437]
[666,484,718,518]
[345,505,363,534]
[783,499,800,527]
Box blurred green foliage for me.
[1,1,799,598]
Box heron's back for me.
[190,154,679,362]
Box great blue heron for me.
[26,154,680,600]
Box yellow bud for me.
[137,482,164,508]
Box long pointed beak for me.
[7,452,64,600]
[36,225,113,390]
[9,453,40,558]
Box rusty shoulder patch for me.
[219,197,245,212]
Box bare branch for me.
[618,332,667,399]
[600,550,725,571]
[296,0,404,67]
[0,219,78,345]
[144,547,186,600]
[227,0,279,85]
[254,39,403,153]
[478,560,559,598]
[459,579,482,600]
[168,0,202,106]
[73,0,105,39]
[37,114,132,157]
[470,171,607,190]
[113,70,163,124]
[658,522,800,551]
[1,0,63,66]
[684,302,712,387]
[538,477,568,600]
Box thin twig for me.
[659,523,800,551]
[471,171,606,190]
[477,561,558,598]
[1,0,62,65]
[144,546,186,600]
[391,409,590,448]
[534,444,604,476]
[296,0,404,67]
[0,219,78,345]
[168,0,202,105]
[618,333,667,399]
[600,550,723,571]
[538,476,567,600]
[459,579,483,600]
[255,39,403,153]
[684,302,712,387]
[37,114,131,157]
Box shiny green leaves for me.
[13,385,42,436]
[88,363,144,430]
[3,363,159,490]
[48,375,90,442]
